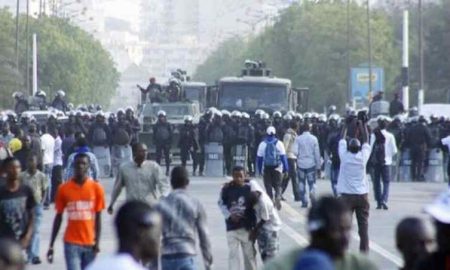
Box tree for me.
[194,1,401,110]
[0,8,119,109]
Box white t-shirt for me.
[337,139,371,195]
[370,129,398,165]
[40,133,55,165]
[86,254,147,270]
[53,136,63,166]
[257,138,286,173]
[249,180,282,232]
[441,136,450,151]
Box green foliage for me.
[0,8,119,109]
[194,1,401,110]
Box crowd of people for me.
[1,99,450,270]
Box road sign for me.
[351,67,384,103]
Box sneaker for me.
[31,257,42,265]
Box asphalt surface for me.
[30,175,447,270]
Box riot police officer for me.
[179,116,199,174]
[404,116,432,181]
[125,106,141,145]
[13,92,29,115]
[51,90,69,112]
[153,110,173,175]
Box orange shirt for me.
[55,178,105,246]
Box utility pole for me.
[418,0,425,112]
[366,0,373,98]
[402,10,409,110]
[346,0,351,103]
[26,0,30,94]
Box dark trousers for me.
[281,158,300,201]
[224,144,232,175]
[340,194,370,252]
[247,147,255,175]
[372,164,390,204]
[180,147,198,172]
[51,165,63,203]
[156,145,170,172]
[263,167,282,201]
[330,166,339,197]
[198,144,205,173]
[411,146,425,181]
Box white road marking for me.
[281,202,403,267]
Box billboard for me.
[351,67,384,103]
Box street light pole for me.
[26,0,30,94]
[346,0,351,103]
[366,0,373,98]
[15,0,20,70]
[418,0,425,112]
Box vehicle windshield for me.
[219,83,288,111]
[143,104,190,117]
[184,86,205,101]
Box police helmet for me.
[283,114,293,121]
[56,90,65,97]
[295,113,303,120]
[311,112,319,119]
[328,105,337,112]
[221,110,231,117]
[261,113,270,120]
[304,112,312,119]
[157,110,166,117]
[36,90,46,97]
[255,109,264,116]
[184,115,193,122]
[68,103,74,110]
[242,112,250,119]
[116,108,125,115]
[12,91,24,99]
[329,114,340,122]
[126,106,134,113]
[318,114,327,122]
[273,111,282,118]
[96,105,103,111]
[231,111,242,118]
[214,111,223,118]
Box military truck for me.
[138,101,201,158]
[207,60,309,114]
[182,81,207,112]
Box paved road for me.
[30,176,447,270]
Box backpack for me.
[264,139,280,168]
[92,127,107,145]
[370,142,385,166]
[113,127,130,146]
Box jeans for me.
[263,167,282,201]
[64,242,96,270]
[256,229,279,262]
[340,194,370,252]
[329,166,339,197]
[372,164,390,204]
[43,163,53,206]
[281,159,300,201]
[161,255,196,270]
[27,204,43,261]
[226,229,257,270]
[297,167,317,206]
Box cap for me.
[266,126,276,135]
[425,190,450,224]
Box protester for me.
[51,128,63,202]
[158,166,213,270]
[293,123,321,208]
[40,126,55,209]
[257,126,288,210]
[108,143,169,214]
[337,121,371,252]
[416,191,450,270]
[64,134,100,181]
[47,153,105,270]
[14,135,31,170]
[87,200,162,270]
[248,180,282,262]
[218,166,256,270]
[263,196,378,270]
[0,157,36,249]
[19,155,47,264]
[370,118,397,210]
[396,217,434,270]
[281,120,299,201]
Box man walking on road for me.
[257,126,288,210]
[158,166,213,270]
[337,121,371,253]
[20,155,47,264]
[293,123,321,208]
[47,153,106,270]
[108,143,169,213]
[0,157,36,251]
[87,200,162,270]
[218,166,256,270]
[370,118,397,210]
[281,121,299,201]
